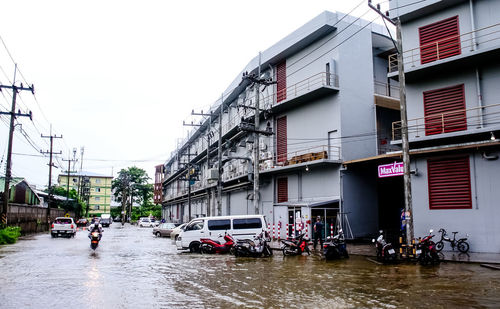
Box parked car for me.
[76,218,88,227]
[138,217,154,227]
[170,223,186,241]
[176,215,267,252]
[51,217,77,238]
[153,223,177,237]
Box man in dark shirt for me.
[313,216,324,250]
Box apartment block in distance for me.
[58,171,113,216]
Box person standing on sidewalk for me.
[313,216,324,250]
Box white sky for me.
[0,0,387,188]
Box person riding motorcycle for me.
[88,219,103,240]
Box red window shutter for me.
[276,116,287,163]
[423,84,466,136]
[419,16,461,64]
[277,178,288,203]
[427,156,472,209]
[276,61,287,103]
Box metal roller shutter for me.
[423,84,466,135]
[276,61,287,103]
[276,116,287,163]
[419,16,461,64]
[277,177,288,203]
[427,156,472,209]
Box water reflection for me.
[0,225,498,309]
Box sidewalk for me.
[270,240,500,264]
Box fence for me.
[6,203,75,235]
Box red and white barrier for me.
[330,224,334,237]
[292,224,295,238]
[272,224,276,240]
[285,223,289,239]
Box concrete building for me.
[157,11,399,240]
[58,171,113,216]
[382,0,500,253]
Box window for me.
[233,218,262,229]
[72,178,78,183]
[277,177,288,203]
[423,84,466,135]
[276,61,287,102]
[94,205,100,210]
[186,220,204,231]
[276,116,287,163]
[95,197,101,201]
[95,179,101,184]
[208,219,231,231]
[419,16,461,64]
[427,155,472,209]
[95,187,101,193]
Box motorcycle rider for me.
[88,217,103,240]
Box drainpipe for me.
[469,0,477,51]
[475,68,484,128]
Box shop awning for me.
[274,197,340,208]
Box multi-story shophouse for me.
[58,171,113,217]
[378,0,500,253]
[157,11,400,240]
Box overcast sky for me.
[0,0,387,188]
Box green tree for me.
[49,186,84,217]
[112,166,153,221]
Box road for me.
[0,224,499,308]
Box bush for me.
[0,226,21,245]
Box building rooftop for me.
[58,171,113,178]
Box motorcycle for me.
[281,232,310,256]
[372,230,397,263]
[90,231,101,250]
[435,228,469,253]
[323,229,349,260]
[233,230,273,258]
[199,233,235,254]
[416,229,441,265]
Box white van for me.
[176,215,267,252]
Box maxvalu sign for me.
[378,161,404,178]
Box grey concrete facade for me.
[158,11,396,240]
[388,0,500,252]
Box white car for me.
[138,217,154,227]
[51,217,77,238]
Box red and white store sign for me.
[378,162,404,178]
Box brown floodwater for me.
[0,224,498,308]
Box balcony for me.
[388,22,500,80]
[392,103,500,142]
[374,80,400,110]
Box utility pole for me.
[41,129,62,223]
[217,94,223,216]
[253,53,262,215]
[0,77,34,225]
[368,1,414,245]
[182,121,202,221]
[241,52,275,215]
[192,109,214,216]
[62,154,77,201]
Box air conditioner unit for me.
[260,140,267,151]
[207,168,219,180]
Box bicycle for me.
[435,228,469,253]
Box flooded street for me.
[0,225,499,308]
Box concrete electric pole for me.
[0,75,34,225]
[41,129,63,223]
[368,1,414,245]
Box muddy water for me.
[0,224,498,308]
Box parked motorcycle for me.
[372,230,397,263]
[200,233,235,254]
[416,229,441,265]
[90,231,101,250]
[233,230,273,257]
[281,232,310,256]
[435,228,469,253]
[323,229,349,260]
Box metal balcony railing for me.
[392,103,500,141]
[374,81,400,99]
[389,22,500,72]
